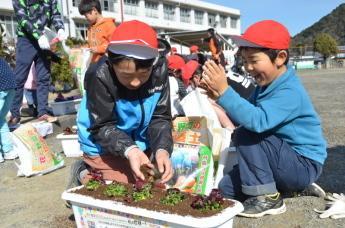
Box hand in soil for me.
[155,149,174,183]
[127,148,153,181]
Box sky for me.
[205,0,345,36]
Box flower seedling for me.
[191,189,225,211]
[85,170,104,191]
[160,188,185,206]
[131,180,153,202]
[104,182,127,197]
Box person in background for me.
[170,47,177,56]
[202,20,327,218]
[9,0,66,128]
[21,62,38,117]
[182,60,235,130]
[78,0,116,63]
[186,45,199,62]
[167,55,187,117]
[205,28,226,67]
[71,20,173,186]
[0,58,18,162]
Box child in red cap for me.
[202,20,326,217]
[167,55,187,117]
[71,20,173,187]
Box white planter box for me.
[62,186,244,228]
[56,133,83,157]
[50,98,82,116]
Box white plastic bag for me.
[69,48,91,95]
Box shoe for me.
[238,192,286,218]
[66,159,88,190]
[3,150,18,160]
[65,160,88,208]
[8,116,21,129]
[38,114,58,123]
[296,183,326,198]
[20,105,38,117]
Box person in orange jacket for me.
[78,0,116,63]
[206,28,226,67]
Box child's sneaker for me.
[238,192,286,218]
[4,150,18,160]
[66,159,88,190]
[8,116,21,129]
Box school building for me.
[0,0,241,42]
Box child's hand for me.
[201,60,229,99]
[155,149,174,183]
[127,147,154,181]
[90,47,98,53]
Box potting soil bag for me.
[69,48,91,96]
[12,124,64,177]
[180,88,225,158]
[170,117,214,195]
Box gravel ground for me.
[0,68,344,228]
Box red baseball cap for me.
[108,20,159,59]
[230,20,290,49]
[167,55,185,70]
[181,60,199,85]
[190,45,199,53]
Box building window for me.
[0,14,17,41]
[73,0,116,12]
[145,1,158,18]
[75,21,89,40]
[163,4,175,21]
[104,0,117,12]
[220,15,227,28]
[72,0,80,7]
[180,8,191,23]
[208,13,216,27]
[124,0,139,15]
[194,10,203,25]
[103,0,109,11]
[230,16,237,28]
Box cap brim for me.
[108,43,159,60]
[230,35,263,48]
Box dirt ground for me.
[1,68,345,228]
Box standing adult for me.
[9,0,66,128]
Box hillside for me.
[292,3,345,47]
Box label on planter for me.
[193,146,214,195]
[73,205,168,227]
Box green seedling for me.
[160,188,185,206]
[104,183,127,197]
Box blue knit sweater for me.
[218,66,327,164]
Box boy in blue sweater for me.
[202,20,327,218]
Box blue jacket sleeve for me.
[217,87,301,133]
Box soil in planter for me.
[73,184,235,218]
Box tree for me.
[313,33,338,66]
[296,43,306,57]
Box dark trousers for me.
[11,37,51,118]
[218,127,322,200]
